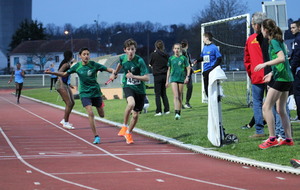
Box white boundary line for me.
[21,95,300,175]
[0,127,98,190]
[1,96,246,190]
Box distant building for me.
[10,39,98,73]
[0,0,32,70]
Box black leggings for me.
[16,82,23,101]
[50,78,58,90]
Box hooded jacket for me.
[149,50,169,76]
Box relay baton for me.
[105,78,113,85]
[194,69,201,73]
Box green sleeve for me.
[139,58,149,76]
[67,62,78,74]
[96,62,107,72]
[270,39,283,54]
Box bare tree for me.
[193,0,248,24]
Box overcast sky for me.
[32,0,299,27]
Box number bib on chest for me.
[127,78,141,85]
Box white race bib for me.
[127,78,141,85]
[203,55,210,63]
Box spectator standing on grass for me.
[45,47,115,144]
[194,32,222,97]
[290,21,300,121]
[8,63,25,104]
[254,19,294,149]
[166,43,190,120]
[115,39,149,144]
[49,63,58,92]
[244,12,269,138]
[149,40,170,116]
[244,12,286,140]
[181,39,193,109]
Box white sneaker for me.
[164,111,170,115]
[175,114,181,120]
[63,122,75,130]
[154,112,162,116]
[60,119,73,126]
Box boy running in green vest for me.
[114,39,149,144]
[45,47,115,144]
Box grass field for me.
[21,83,300,167]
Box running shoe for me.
[241,124,251,129]
[124,133,134,144]
[290,159,300,168]
[259,138,278,149]
[154,112,162,116]
[63,122,75,130]
[60,119,73,126]
[184,103,192,109]
[175,114,181,120]
[118,126,127,136]
[93,136,101,144]
[164,111,170,115]
[278,139,294,146]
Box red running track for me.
[0,91,299,190]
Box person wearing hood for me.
[149,40,170,116]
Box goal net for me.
[201,14,251,107]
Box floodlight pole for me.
[64,30,74,53]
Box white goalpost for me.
[200,13,251,107]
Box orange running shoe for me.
[259,138,278,149]
[279,139,294,146]
[118,126,127,136]
[124,133,134,144]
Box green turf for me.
[21,84,300,167]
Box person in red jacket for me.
[244,12,269,138]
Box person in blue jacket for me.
[194,32,222,97]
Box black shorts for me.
[81,96,103,107]
[123,87,145,112]
[269,81,292,92]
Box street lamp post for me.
[64,30,74,52]
[107,30,122,54]
[94,20,101,56]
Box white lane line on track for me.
[0,127,98,190]
[51,170,153,175]
[1,96,246,190]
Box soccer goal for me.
[201,14,251,107]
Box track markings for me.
[26,170,32,173]
[276,177,286,180]
[34,182,41,185]
[156,179,165,183]
[1,96,247,190]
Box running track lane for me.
[0,92,299,190]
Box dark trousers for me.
[203,70,211,97]
[184,75,193,104]
[50,78,57,90]
[154,74,170,113]
[293,72,300,118]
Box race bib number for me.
[203,55,210,63]
[127,78,141,85]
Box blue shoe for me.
[93,136,100,144]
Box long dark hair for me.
[262,19,283,43]
[58,50,73,70]
[154,40,165,51]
